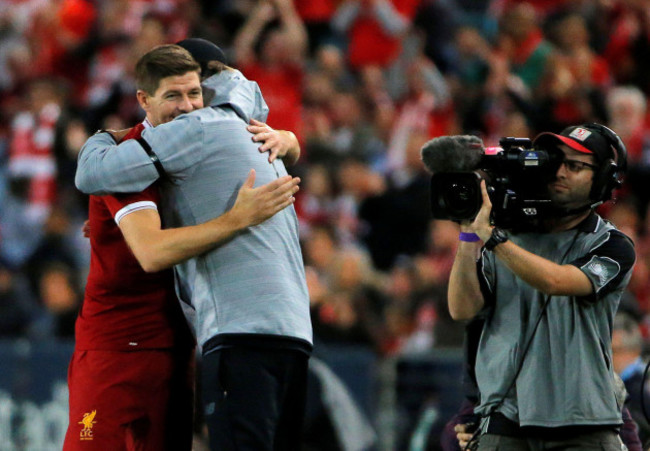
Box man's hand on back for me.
[247,118,300,165]
[228,169,300,229]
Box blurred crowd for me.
[1,0,650,357]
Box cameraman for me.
[448,124,636,450]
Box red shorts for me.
[63,347,194,451]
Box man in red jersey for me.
[64,44,301,450]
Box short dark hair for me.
[135,44,201,95]
[201,60,228,80]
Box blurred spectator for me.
[414,220,465,349]
[295,0,337,52]
[1,78,67,267]
[380,256,422,354]
[33,261,81,339]
[23,204,83,294]
[8,78,63,222]
[411,0,463,72]
[331,0,420,70]
[0,258,38,337]
[602,0,650,95]
[356,131,431,270]
[613,311,650,448]
[303,223,340,278]
[607,85,650,221]
[295,164,359,243]
[607,202,650,315]
[0,21,32,94]
[29,0,96,85]
[417,220,459,289]
[327,90,385,164]
[53,115,90,210]
[608,85,648,165]
[447,25,493,134]
[310,285,376,349]
[551,13,611,90]
[358,64,395,146]
[304,228,384,350]
[329,248,386,341]
[234,0,307,137]
[496,2,554,93]
[313,44,357,90]
[385,53,452,172]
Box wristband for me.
[459,232,480,242]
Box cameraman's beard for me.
[546,184,593,217]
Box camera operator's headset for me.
[583,123,628,204]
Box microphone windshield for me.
[421,135,485,173]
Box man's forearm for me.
[492,241,593,296]
[448,242,485,320]
[331,1,361,33]
[372,0,409,36]
[76,133,160,195]
[121,171,300,273]
[277,0,308,59]
[280,131,300,166]
[122,209,247,273]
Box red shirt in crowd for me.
[241,63,304,140]
[347,0,420,69]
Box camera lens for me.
[431,172,482,221]
[444,181,479,218]
[447,182,473,203]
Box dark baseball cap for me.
[176,38,227,67]
[533,125,613,163]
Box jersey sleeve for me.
[569,230,636,299]
[102,185,160,226]
[75,114,204,195]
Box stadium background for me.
[1,0,650,449]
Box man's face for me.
[547,144,596,209]
[137,71,203,126]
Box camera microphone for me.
[421,135,485,173]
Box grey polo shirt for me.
[475,213,635,427]
[75,70,312,350]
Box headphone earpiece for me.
[583,123,627,202]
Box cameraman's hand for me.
[454,423,476,450]
[463,180,493,242]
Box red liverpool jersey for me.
[75,122,193,351]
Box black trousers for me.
[477,430,622,451]
[201,346,309,451]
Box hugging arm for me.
[75,115,204,195]
[118,170,300,273]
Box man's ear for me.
[136,90,150,111]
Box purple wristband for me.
[459,232,480,242]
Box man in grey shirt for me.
[75,54,311,450]
[447,124,635,450]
